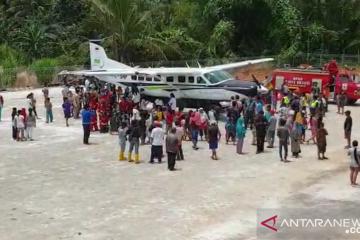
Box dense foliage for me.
[1,0,360,85]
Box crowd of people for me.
[1,78,358,184]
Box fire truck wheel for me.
[347,99,357,105]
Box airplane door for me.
[275,76,284,89]
[312,79,322,92]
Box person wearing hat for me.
[266,110,277,148]
[150,121,165,163]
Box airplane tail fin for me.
[89,42,133,70]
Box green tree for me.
[88,0,178,62]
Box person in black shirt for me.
[255,111,268,154]
[344,110,352,149]
[207,122,221,160]
[126,120,141,163]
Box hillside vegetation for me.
[1,0,360,87]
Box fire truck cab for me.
[265,65,360,105]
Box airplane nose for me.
[258,85,269,94]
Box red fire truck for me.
[265,62,360,104]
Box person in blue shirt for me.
[82,104,96,144]
[62,97,71,127]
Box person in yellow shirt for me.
[300,93,308,107]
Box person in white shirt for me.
[155,98,163,108]
[85,78,90,92]
[208,108,216,123]
[132,106,141,121]
[150,121,165,163]
[348,140,360,186]
[168,93,177,111]
[15,110,25,141]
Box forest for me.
[1,0,360,86]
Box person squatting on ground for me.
[82,104,95,145]
[348,140,360,186]
[118,121,128,161]
[126,120,141,164]
[26,108,36,141]
[166,127,179,171]
[277,118,290,162]
[44,97,53,123]
[207,121,221,160]
[150,121,165,164]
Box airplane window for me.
[204,70,231,84]
[146,76,152,81]
[178,76,186,83]
[197,77,206,84]
[188,76,194,83]
[138,76,144,81]
[131,75,137,80]
[166,76,174,82]
[154,75,161,82]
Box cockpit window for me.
[197,77,206,84]
[204,70,232,84]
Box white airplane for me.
[60,43,273,108]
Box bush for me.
[29,58,60,86]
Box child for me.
[348,140,360,186]
[16,110,25,141]
[62,97,71,127]
[316,122,328,160]
[26,108,36,141]
[45,97,53,123]
[118,121,128,161]
[11,107,17,140]
[225,118,236,144]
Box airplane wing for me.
[59,69,159,78]
[207,58,274,71]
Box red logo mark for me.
[261,215,277,232]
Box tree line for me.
[1,0,360,86]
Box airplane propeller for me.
[251,74,262,88]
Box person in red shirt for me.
[165,109,174,134]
